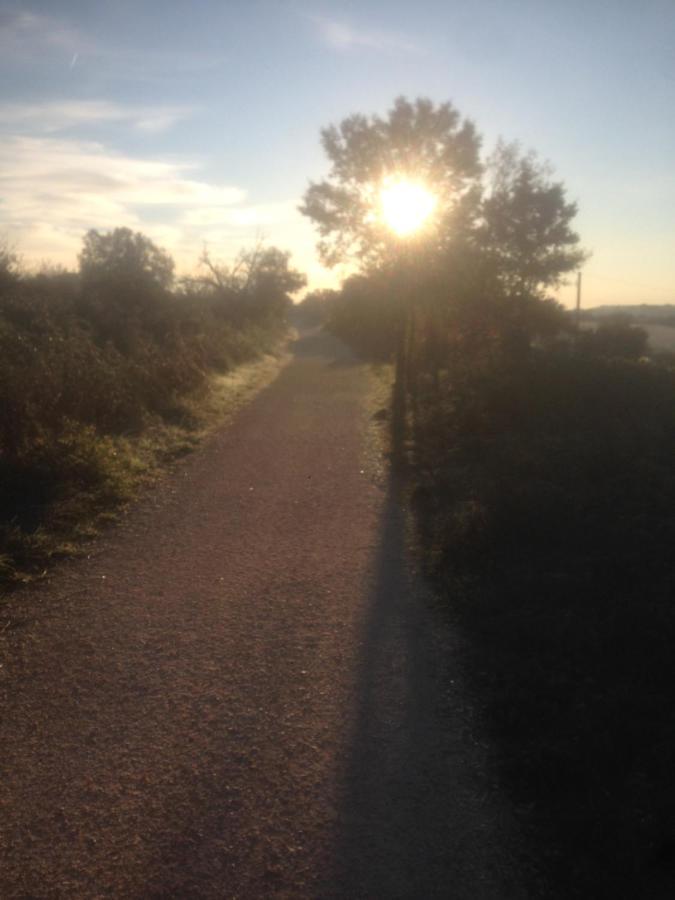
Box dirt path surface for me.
[0,331,530,899]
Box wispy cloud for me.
[310,15,421,54]
[0,134,303,269]
[0,100,194,134]
[0,7,222,82]
[0,135,246,222]
[0,9,88,58]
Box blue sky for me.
[1,0,673,306]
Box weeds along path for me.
[0,330,529,899]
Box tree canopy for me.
[300,96,482,268]
[301,96,586,301]
[79,227,175,292]
[478,142,587,294]
[304,95,587,373]
[186,243,306,324]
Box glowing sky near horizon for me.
[0,0,673,307]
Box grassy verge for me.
[0,341,288,589]
[406,351,675,897]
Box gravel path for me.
[0,331,529,898]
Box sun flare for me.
[379,178,437,236]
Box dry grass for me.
[0,342,290,589]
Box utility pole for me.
[575,270,582,331]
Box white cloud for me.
[0,100,193,134]
[181,203,294,228]
[0,134,247,264]
[310,15,420,53]
[134,111,189,134]
[0,135,246,215]
[0,134,314,274]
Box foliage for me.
[79,227,175,291]
[305,94,674,895]
[409,347,675,895]
[184,243,306,325]
[300,96,482,268]
[477,142,588,294]
[291,289,339,327]
[76,228,175,350]
[0,231,298,583]
[0,237,21,291]
[303,95,585,384]
[579,314,649,359]
[327,274,400,360]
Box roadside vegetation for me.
[302,96,675,896]
[0,231,303,586]
[582,305,675,358]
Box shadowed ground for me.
[0,331,533,898]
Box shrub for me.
[410,347,675,895]
[0,234,296,581]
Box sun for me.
[379,178,437,237]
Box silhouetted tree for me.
[186,243,305,324]
[300,96,482,269]
[301,96,484,432]
[328,274,399,360]
[237,245,306,321]
[240,245,305,295]
[78,228,175,350]
[302,96,587,438]
[0,239,21,293]
[79,227,175,292]
[580,315,649,359]
[477,142,587,295]
[292,289,339,327]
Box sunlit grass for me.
[0,345,288,588]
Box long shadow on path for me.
[330,474,532,899]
